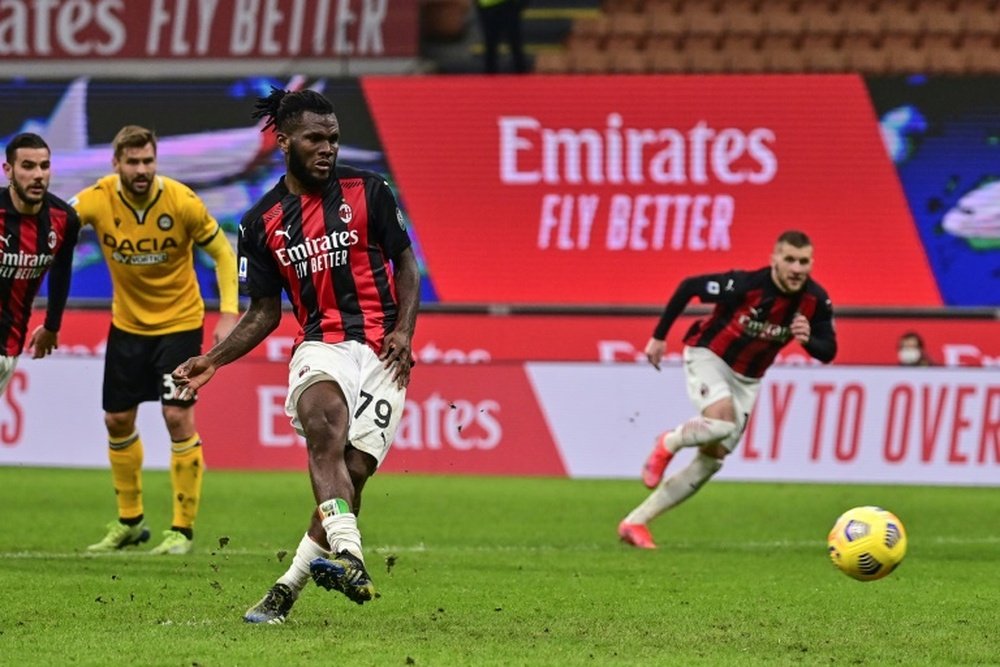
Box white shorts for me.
[286,340,406,467]
[682,345,761,451]
[0,356,18,396]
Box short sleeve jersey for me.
[238,165,411,354]
[71,174,224,335]
[0,189,80,355]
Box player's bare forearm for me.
[172,296,282,399]
[392,247,420,340]
[382,248,420,387]
[205,295,282,367]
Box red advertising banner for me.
[363,75,941,306]
[46,310,1000,367]
[1,0,417,59]
[165,361,567,476]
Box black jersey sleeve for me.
[803,291,837,363]
[652,270,744,340]
[237,210,284,298]
[43,207,81,332]
[368,177,412,260]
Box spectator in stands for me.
[897,331,933,366]
[618,230,837,549]
[475,0,529,73]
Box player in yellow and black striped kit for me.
[71,125,239,555]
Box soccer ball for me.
[827,506,907,582]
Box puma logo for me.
[0,233,10,247]
[274,229,290,239]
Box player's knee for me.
[701,417,738,445]
[104,412,135,437]
[161,405,193,435]
[700,442,730,459]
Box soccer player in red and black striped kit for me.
[0,133,79,391]
[172,88,419,622]
[619,230,836,549]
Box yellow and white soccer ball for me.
[827,506,907,581]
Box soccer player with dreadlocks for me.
[173,88,420,622]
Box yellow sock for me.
[108,431,144,520]
[170,433,204,531]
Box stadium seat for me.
[803,34,847,72]
[603,0,646,13]
[922,0,966,37]
[884,35,928,72]
[534,50,572,74]
[728,0,766,37]
[650,10,687,39]
[567,15,610,51]
[922,37,968,74]
[764,34,805,72]
[843,34,888,73]
[570,48,611,73]
[607,11,650,51]
[965,35,1000,73]
[882,2,927,37]
[609,46,652,73]
[685,34,728,72]
[963,0,999,36]
[684,2,729,37]
[649,44,688,72]
[726,35,768,72]
[843,1,886,38]
[645,0,682,15]
[762,0,807,38]
[802,3,847,38]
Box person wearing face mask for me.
[897,331,933,366]
[618,230,838,550]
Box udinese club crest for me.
[157,214,174,231]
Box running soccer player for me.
[0,133,79,388]
[619,230,837,549]
[172,87,420,623]
[72,126,239,555]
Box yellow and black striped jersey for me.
[71,174,237,335]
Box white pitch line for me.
[2,535,999,560]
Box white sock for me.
[318,498,364,563]
[662,417,737,453]
[625,453,724,524]
[276,533,329,593]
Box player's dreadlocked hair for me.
[252,87,334,134]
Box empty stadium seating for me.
[540,0,1000,74]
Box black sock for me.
[172,526,193,540]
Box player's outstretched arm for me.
[172,295,282,398]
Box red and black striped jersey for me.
[0,188,80,356]
[653,267,836,378]
[238,165,411,355]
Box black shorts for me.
[103,324,203,412]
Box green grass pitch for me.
[2,466,999,665]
